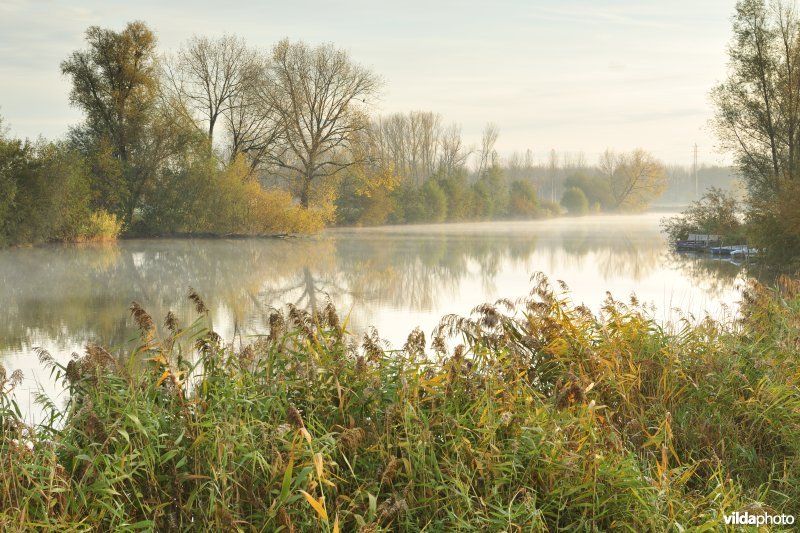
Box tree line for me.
[0,20,672,246]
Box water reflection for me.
[0,214,745,361]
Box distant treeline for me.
[1,21,690,246]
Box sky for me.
[0,0,737,166]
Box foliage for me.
[560,186,589,215]
[564,171,613,211]
[265,39,382,208]
[599,149,668,211]
[77,210,123,243]
[661,187,744,243]
[472,165,509,219]
[538,200,562,217]
[142,155,324,236]
[420,179,448,222]
[712,0,800,263]
[436,168,474,222]
[508,179,539,218]
[0,132,26,245]
[2,276,800,529]
[3,21,684,245]
[0,134,108,246]
[61,21,161,225]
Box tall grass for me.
[1,274,799,530]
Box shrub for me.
[508,179,539,218]
[76,210,123,242]
[561,186,589,215]
[661,187,743,243]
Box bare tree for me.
[438,123,469,175]
[372,111,442,185]
[476,122,499,175]
[548,148,559,203]
[164,35,262,147]
[264,39,382,208]
[226,63,283,171]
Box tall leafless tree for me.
[372,111,444,185]
[438,123,469,175]
[264,39,381,208]
[476,123,499,175]
[164,35,263,147]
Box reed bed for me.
[1,274,799,531]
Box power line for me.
[693,143,698,199]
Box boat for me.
[710,245,748,256]
[729,247,759,258]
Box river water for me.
[0,213,750,420]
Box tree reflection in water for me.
[0,214,747,361]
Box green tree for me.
[712,0,800,262]
[508,179,539,218]
[473,165,509,219]
[561,186,589,216]
[0,119,23,244]
[421,179,447,222]
[61,21,160,225]
[661,187,743,243]
[436,168,473,221]
[564,171,612,211]
[598,149,667,211]
[0,133,95,246]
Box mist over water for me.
[1,212,747,418]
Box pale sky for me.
[0,0,736,166]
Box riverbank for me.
[1,274,798,530]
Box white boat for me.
[729,247,759,258]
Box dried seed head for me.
[35,347,54,365]
[129,302,154,335]
[338,427,365,453]
[431,334,447,355]
[287,405,304,428]
[268,311,286,341]
[403,328,425,358]
[239,345,255,365]
[324,301,341,332]
[188,288,208,314]
[381,457,400,485]
[164,311,179,333]
[7,369,23,388]
[355,355,367,375]
[65,359,81,384]
[362,327,385,361]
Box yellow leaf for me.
[156,370,171,387]
[300,427,313,445]
[333,514,340,533]
[299,490,328,521]
[314,452,324,481]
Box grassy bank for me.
[1,275,799,530]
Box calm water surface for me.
[1,213,750,417]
